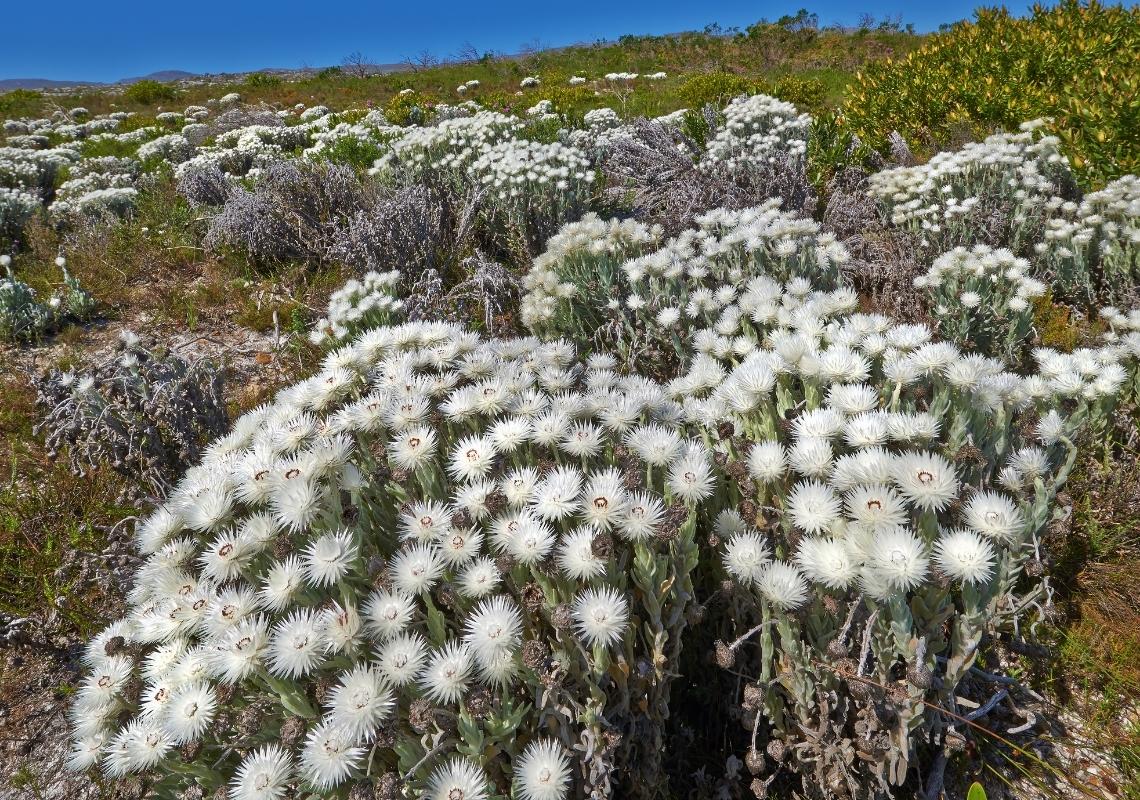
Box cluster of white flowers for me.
[370,111,523,183]
[309,270,404,345]
[915,245,1046,360]
[520,76,541,88]
[468,139,595,224]
[0,186,41,236]
[521,213,662,334]
[456,79,481,95]
[700,94,810,173]
[1035,174,1140,304]
[69,319,714,798]
[137,133,195,164]
[568,75,587,85]
[868,123,1071,250]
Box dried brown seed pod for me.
[279,715,306,747]
[714,640,735,669]
[521,639,549,669]
[745,748,766,775]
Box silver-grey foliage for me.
[34,335,229,499]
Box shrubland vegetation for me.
[0,3,1138,800]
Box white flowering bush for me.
[0,256,96,341]
[867,122,1073,254]
[370,112,523,186]
[700,94,811,174]
[467,139,595,242]
[0,186,41,241]
[68,323,715,799]
[138,134,195,165]
[914,245,1045,361]
[1035,174,1140,305]
[309,270,405,346]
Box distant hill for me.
[0,70,200,90]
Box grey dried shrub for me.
[600,119,815,236]
[329,183,480,281]
[176,162,234,208]
[204,159,365,263]
[33,333,228,499]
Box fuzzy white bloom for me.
[230,745,294,800]
[723,531,771,585]
[514,739,572,800]
[787,480,842,534]
[572,587,629,648]
[892,451,959,511]
[963,491,1025,541]
[421,640,475,704]
[933,529,996,585]
[866,526,929,593]
[300,721,365,789]
[427,758,489,800]
[756,561,809,609]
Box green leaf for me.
[967,781,988,800]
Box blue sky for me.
[3,1,1037,82]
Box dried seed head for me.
[464,686,493,719]
[906,662,933,690]
[314,675,336,704]
[409,698,436,734]
[211,787,227,800]
[765,739,785,762]
[180,785,204,800]
[742,684,764,712]
[738,499,758,524]
[104,635,126,657]
[750,778,768,798]
[686,604,707,625]
[211,710,233,738]
[367,554,386,577]
[236,703,265,736]
[180,740,202,763]
[745,748,766,775]
[706,532,721,548]
[551,603,573,631]
[713,450,729,468]
[521,639,548,669]
[826,638,848,659]
[272,533,293,561]
[214,683,235,706]
[279,716,306,747]
[521,581,545,613]
[821,594,839,615]
[485,489,507,516]
[494,553,516,575]
[374,773,400,800]
[1024,558,1044,577]
[717,422,736,440]
[714,640,735,670]
[435,583,459,610]
[451,509,473,530]
[590,532,614,560]
[348,780,373,800]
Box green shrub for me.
[0,89,43,117]
[678,72,755,109]
[842,1,1140,186]
[244,72,282,89]
[122,79,177,105]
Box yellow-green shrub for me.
[842,1,1140,186]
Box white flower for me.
[866,526,929,593]
[667,449,714,502]
[892,451,959,511]
[747,441,787,483]
[255,594,321,672]
[579,468,628,530]
[103,719,172,776]
[723,531,771,585]
[933,529,996,585]
[160,681,216,744]
[375,632,427,686]
[427,758,489,800]
[363,589,416,640]
[302,530,357,587]
[300,721,365,789]
[757,561,809,610]
[389,425,437,470]
[787,480,842,534]
[557,528,608,580]
[463,595,523,667]
[531,466,583,521]
[231,745,293,800]
[963,491,1025,541]
[389,543,444,595]
[450,434,496,482]
[795,537,858,590]
[572,587,629,647]
[514,739,572,800]
[845,484,909,529]
[325,664,394,741]
[421,640,474,704]
[619,492,665,541]
[458,556,502,598]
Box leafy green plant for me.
[122,79,177,106]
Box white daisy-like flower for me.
[375,632,428,686]
[787,437,834,478]
[438,526,483,566]
[363,589,416,640]
[794,536,858,590]
[458,556,501,598]
[625,424,682,467]
[933,528,996,585]
[556,528,608,580]
[787,480,842,534]
[560,422,604,457]
[507,515,557,565]
[399,501,452,542]
[267,609,326,678]
[619,492,665,541]
[667,449,714,502]
[502,467,541,507]
[389,543,445,595]
[160,681,216,744]
[530,466,583,521]
[206,617,270,684]
[892,451,959,511]
[258,557,306,612]
[757,561,809,610]
[845,484,909,529]
[302,530,357,587]
[426,758,489,800]
[450,435,496,482]
[325,664,394,742]
[103,719,172,776]
[321,602,361,653]
[489,417,532,453]
[866,526,929,593]
[747,441,787,483]
[514,738,572,800]
[230,744,293,800]
[723,531,771,585]
[389,425,438,471]
[270,474,324,533]
[572,587,629,648]
[66,733,107,772]
[463,595,523,667]
[963,491,1025,541]
[421,640,474,705]
[300,720,365,789]
[579,468,628,530]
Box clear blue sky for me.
[3,1,1038,82]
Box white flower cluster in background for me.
[868,122,1071,251]
[520,76,541,88]
[700,94,810,173]
[1036,173,1140,304]
[914,245,1045,360]
[468,139,595,227]
[309,269,404,345]
[370,111,524,183]
[137,133,195,164]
